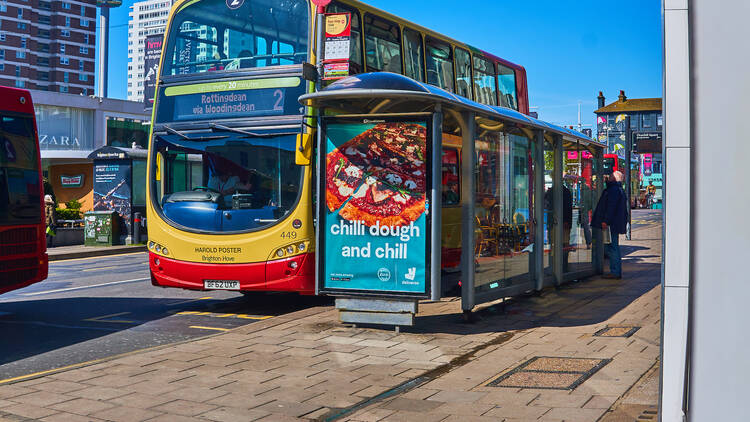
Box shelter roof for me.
[300,73,605,148]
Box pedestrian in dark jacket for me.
[592,171,628,278]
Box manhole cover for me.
[486,356,611,390]
[594,326,640,338]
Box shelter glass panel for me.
[543,139,554,277]
[455,47,472,100]
[364,14,401,73]
[497,63,518,110]
[328,3,363,74]
[564,142,595,273]
[504,133,533,283]
[474,132,505,291]
[440,138,462,275]
[473,56,497,106]
[425,37,454,92]
[403,28,424,82]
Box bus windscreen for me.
[0,114,41,225]
[152,130,302,233]
[162,0,309,76]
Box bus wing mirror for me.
[296,132,313,165]
[302,63,319,82]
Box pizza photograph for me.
[325,122,427,227]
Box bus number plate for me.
[204,280,240,290]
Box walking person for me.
[44,195,56,248]
[592,171,628,279]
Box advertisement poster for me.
[143,34,163,111]
[94,160,132,234]
[319,117,431,297]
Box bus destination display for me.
[158,77,305,123]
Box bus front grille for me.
[0,268,38,288]
[0,227,37,245]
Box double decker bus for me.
[0,87,48,294]
[147,0,530,294]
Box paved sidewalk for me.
[0,224,661,422]
[47,244,147,261]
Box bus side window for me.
[363,13,401,73]
[403,28,424,82]
[497,63,518,110]
[327,3,363,74]
[442,148,460,205]
[473,55,497,106]
[425,37,454,92]
[454,47,472,100]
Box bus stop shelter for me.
[300,72,607,316]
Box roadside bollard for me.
[134,212,142,244]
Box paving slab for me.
[0,219,661,422]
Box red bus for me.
[603,153,625,174]
[0,87,48,294]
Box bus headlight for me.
[155,245,162,253]
[286,245,296,254]
[148,241,155,249]
[162,247,169,255]
[298,243,306,252]
[276,249,285,258]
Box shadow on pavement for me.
[407,262,661,336]
[0,293,332,366]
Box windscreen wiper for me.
[163,124,228,141]
[209,123,297,138]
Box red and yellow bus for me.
[147,0,530,294]
[0,87,48,294]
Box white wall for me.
[662,1,750,420]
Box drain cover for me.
[594,326,640,338]
[486,356,611,390]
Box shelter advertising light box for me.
[318,115,433,298]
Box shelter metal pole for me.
[553,135,564,285]
[594,147,604,274]
[460,112,476,312]
[625,116,632,240]
[315,6,325,89]
[534,130,545,291]
[430,109,443,301]
[314,113,323,295]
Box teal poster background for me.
[321,119,429,295]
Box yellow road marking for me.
[168,297,213,306]
[175,311,272,320]
[84,312,135,324]
[237,315,273,320]
[190,325,230,332]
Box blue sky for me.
[101,0,662,127]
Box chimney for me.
[597,91,605,108]
[618,90,627,102]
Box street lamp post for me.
[96,1,122,98]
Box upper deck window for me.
[425,37,453,92]
[454,48,472,100]
[497,63,517,110]
[364,14,401,73]
[162,0,309,76]
[473,55,497,106]
[403,28,424,82]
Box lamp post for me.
[96,0,122,98]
